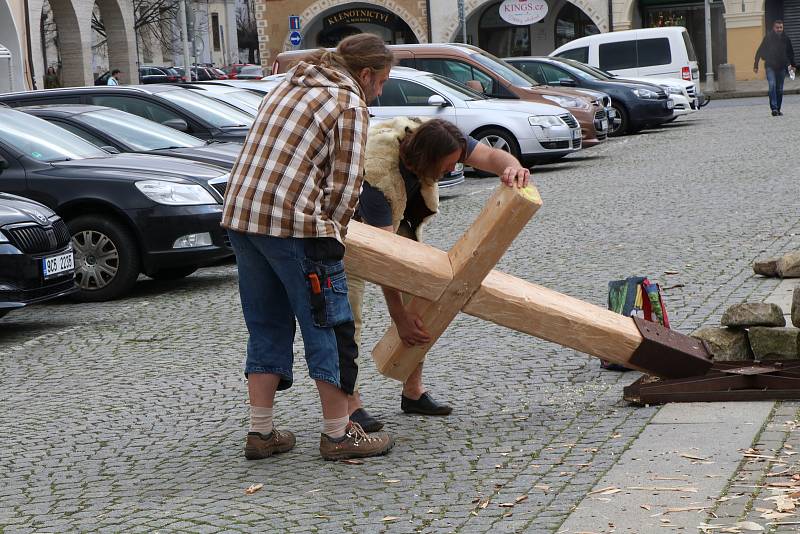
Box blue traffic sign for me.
[289,16,301,30]
[289,31,302,46]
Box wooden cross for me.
[344,185,711,383]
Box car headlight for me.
[632,88,659,99]
[529,115,564,128]
[135,180,217,205]
[542,95,589,110]
[661,85,682,95]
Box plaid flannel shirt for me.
[221,62,369,243]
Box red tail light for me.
[681,66,691,81]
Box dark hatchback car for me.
[19,105,242,170]
[0,107,232,302]
[505,56,674,136]
[0,85,254,143]
[0,192,77,318]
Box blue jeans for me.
[228,231,358,393]
[766,66,787,111]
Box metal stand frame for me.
[623,361,800,405]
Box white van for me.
[550,27,700,95]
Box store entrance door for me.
[640,0,727,78]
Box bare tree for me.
[91,0,191,58]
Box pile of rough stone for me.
[692,291,800,361]
[754,251,800,277]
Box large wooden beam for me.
[371,186,542,380]
[342,188,711,382]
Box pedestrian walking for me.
[754,19,797,116]
[44,66,61,89]
[107,69,122,86]
[221,34,395,462]
[346,117,530,432]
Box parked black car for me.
[0,192,77,318]
[0,107,232,301]
[0,85,254,143]
[95,66,183,86]
[505,56,674,136]
[19,105,242,169]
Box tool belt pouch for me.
[303,238,352,329]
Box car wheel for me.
[473,128,521,178]
[68,215,141,302]
[609,104,628,137]
[148,266,198,280]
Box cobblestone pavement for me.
[2,96,800,533]
[702,402,800,534]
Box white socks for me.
[322,415,349,439]
[249,406,274,434]
[251,407,349,439]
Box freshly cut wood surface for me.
[372,186,542,381]
[463,271,645,371]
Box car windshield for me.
[0,109,108,162]
[551,59,607,80]
[79,108,206,151]
[470,51,539,87]
[427,74,488,100]
[203,89,262,114]
[157,88,254,127]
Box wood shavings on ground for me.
[244,483,263,495]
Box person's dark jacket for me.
[754,31,797,71]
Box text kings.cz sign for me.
[499,0,549,25]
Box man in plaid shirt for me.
[222,34,394,461]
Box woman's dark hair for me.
[399,119,467,183]
[306,34,395,80]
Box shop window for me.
[478,2,531,58]
[637,38,671,66]
[212,13,221,51]
[555,46,589,63]
[555,3,599,49]
[599,41,637,70]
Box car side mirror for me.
[558,78,577,87]
[428,94,449,107]
[100,146,121,154]
[161,118,189,132]
[465,80,484,92]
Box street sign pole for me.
[705,0,714,89]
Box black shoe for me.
[772,109,779,116]
[349,408,384,432]
[778,110,784,116]
[401,392,453,416]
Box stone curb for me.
[707,87,800,100]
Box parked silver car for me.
[369,67,582,165]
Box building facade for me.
[255,0,787,82]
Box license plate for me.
[667,100,675,109]
[601,119,608,131]
[42,251,74,278]
[571,129,581,140]
[607,109,616,119]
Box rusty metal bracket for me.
[627,317,713,379]
[624,360,800,405]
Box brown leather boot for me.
[319,422,394,461]
[244,429,296,460]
